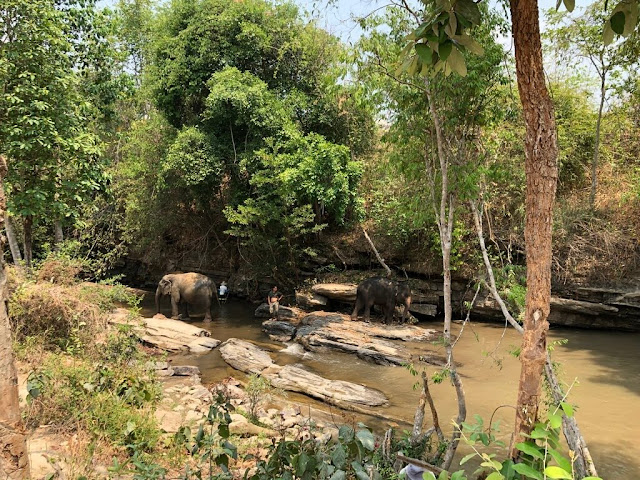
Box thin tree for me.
[0,156,30,479]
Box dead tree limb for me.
[470,199,597,478]
[362,228,392,277]
[411,371,445,445]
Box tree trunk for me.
[425,82,466,471]
[509,0,559,456]
[0,156,30,479]
[471,199,597,477]
[590,71,607,209]
[53,220,63,250]
[4,213,22,264]
[22,216,33,270]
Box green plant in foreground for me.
[173,395,238,479]
[247,423,377,480]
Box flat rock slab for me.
[263,311,441,366]
[219,338,388,408]
[311,283,357,302]
[108,309,220,353]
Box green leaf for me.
[610,11,626,34]
[560,402,574,417]
[512,463,543,480]
[562,0,575,12]
[543,466,572,479]
[329,471,346,480]
[548,413,563,429]
[603,23,615,45]
[454,0,482,25]
[447,47,467,76]
[439,41,453,61]
[331,445,346,469]
[548,448,572,473]
[356,429,375,451]
[486,473,504,480]
[515,442,544,460]
[415,43,433,65]
[460,453,476,465]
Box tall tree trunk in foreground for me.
[0,156,30,479]
[5,212,22,265]
[22,216,33,270]
[470,200,598,478]
[509,0,559,456]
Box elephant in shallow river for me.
[351,277,412,324]
[155,272,220,322]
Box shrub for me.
[10,282,105,350]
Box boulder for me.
[409,303,438,317]
[254,303,304,320]
[262,320,297,341]
[296,291,329,308]
[172,365,201,377]
[219,338,274,373]
[311,283,357,302]
[219,338,388,408]
[108,309,221,353]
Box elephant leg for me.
[351,297,362,321]
[170,290,181,319]
[203,297,212,322]
[181,301,190,320]
[364,300,373,323]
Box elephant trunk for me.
[155,286,162,314]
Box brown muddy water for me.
[147,296,640,479]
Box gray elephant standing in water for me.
[155,272,219,322]
[351,277,412,324]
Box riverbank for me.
[9,269,640,479]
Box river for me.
[146,297,640,479]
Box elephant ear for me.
[160,278,173,295]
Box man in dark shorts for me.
[267,286,283,319]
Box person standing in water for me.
[267,286,283,319]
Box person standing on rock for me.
[267,286,283,319]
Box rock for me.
[220,338,388,408]
[220,338,275,373]
[550,296,619,315]
[172,365,201,377]
[311,283,357,302]
[296,291,329,308]
[148,361,170,370]
[292,311,440,366]
[230,418,276,437]
[262,320,297,341]
[254,303,304,320]
[157,367,175,377]
[409,303,438,317]
[155,409,184,433]
[108,309,221,353]
[188,337,221,353]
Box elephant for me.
[350,277,412,324]
[155,272,220,322]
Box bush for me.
[10,282,105,350]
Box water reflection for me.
[147,294,640,479]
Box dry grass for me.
[10,281,107,350]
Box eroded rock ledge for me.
[108,308,221,353]
[262,311,444,366]
[219,338,388,409]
